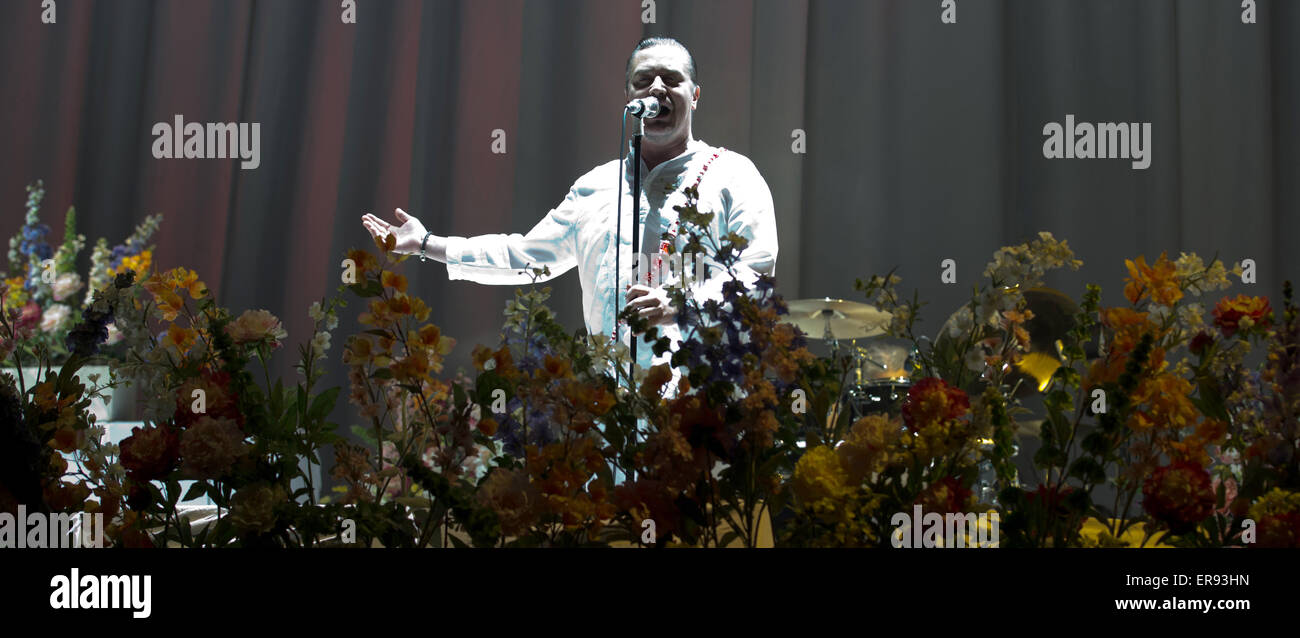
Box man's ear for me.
[692,85,700,108]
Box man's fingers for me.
[361,214,389,230]
[395,208,410,223]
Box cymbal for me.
[782,297,892,340]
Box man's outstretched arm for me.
[361,199,578,286]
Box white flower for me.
[51,273,83,302]
[105,323,124,345]
[226,309,288,346]
[40,304,72,334]
[311,331,332,360]
[308,301,339,331]
[947,307,974,338]
[1147,304,1171,324]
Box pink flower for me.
[225,309,287,348]
[1211,476,1238,516]
[179,416,247,479]
[15,302,41,336]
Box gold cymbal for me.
[782,297,892,340]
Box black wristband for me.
[419,232,434,262]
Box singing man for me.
[361,36,778,372]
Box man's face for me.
[625,46,699,147]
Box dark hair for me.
[625,37,698,87]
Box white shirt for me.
[444,138,777,369]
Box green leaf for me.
[348,280,384,298]
[181,481,208,503]
[350,425,378,447]
[308,387,341,422]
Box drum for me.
[846,337,916,419]
[846,380,910,419]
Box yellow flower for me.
[1124,253,1182,306]
[3,276,28,306]
[110,250,152,278]
[837,414,905,483]
[792,446,852,507]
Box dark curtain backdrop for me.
[2,0,1297,487]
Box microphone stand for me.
[627,115,644,481]
[630,116,643,392]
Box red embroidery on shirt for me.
[646,148,724,285]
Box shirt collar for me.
[624,137,709,179]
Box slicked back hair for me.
[625,37,698,89]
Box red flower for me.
[902,377,970,432]
[670,396,729,459]
[915,476,973,515]
[1188,331,1213,356]
[1142,461,1215,533]
[119,425,180,481]
[1212,295,1271,338]
[613,479,683,541]
[173,370,242,428]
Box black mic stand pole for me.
[627,116,644,480]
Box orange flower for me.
[389,354,430,382]
[345,248,379,275]
[359,299,394,326]
[537,353,573,381]
[471,344,494,370]
[387,295,413,317]
[161,324,197,355]
[640,364,673,400]
[1212,294,1271,338]
[172,267,207,299]
[1127,373,1198,432]
[1124,253,1182,306]
[342,335,373,364]
[381,270,408,292]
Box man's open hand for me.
[361,208,428,256]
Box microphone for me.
[625,97,661,119]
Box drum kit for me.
[781,290,1083,504]
[781,288,1084,427]
[781,297,914,423]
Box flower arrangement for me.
[3,180,162,365]
[4,180,1296,548]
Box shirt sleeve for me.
[686,153,778,303]
[444,186,581,286]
